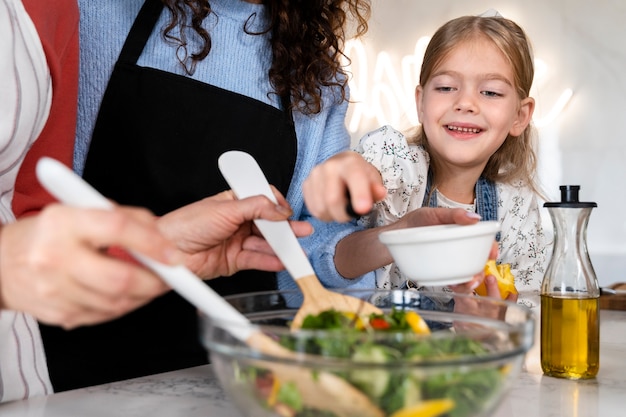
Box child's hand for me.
[450,242,512,321]
[475,260,518,301]
[479,274,518,302]
[303,151,387,222]
[449,241,505,298]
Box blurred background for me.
[343,0,626,286]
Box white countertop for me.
[1,309,625,417]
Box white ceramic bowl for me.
[378,221,501,286]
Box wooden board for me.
[600,283,626,310]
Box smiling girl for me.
[303,13,548,307]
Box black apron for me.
[39,0,297,391]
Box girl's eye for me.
[481,90,503,98]
[435,86,455,92]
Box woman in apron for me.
[41,0,374,391]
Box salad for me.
[238,308,508,417]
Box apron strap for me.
[118,0,163,65]
[422,169,438,208]
[474,177,498,221]
[475,176,501,241]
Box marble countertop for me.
[2,309,625,417]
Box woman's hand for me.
[303,151,387,222]
[0,204,178,328]
[157,189,313,279]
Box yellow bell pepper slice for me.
[475,260,518,299]
[390,398,455,417]
[341,312,365,330]
[405,311,431,334]
[266,376,280,407]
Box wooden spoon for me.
[36,157,384,417]
[218,151,382,329]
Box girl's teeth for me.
[447,125,480,133]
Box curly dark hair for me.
[160,0,371,115]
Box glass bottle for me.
[541,185,599,379]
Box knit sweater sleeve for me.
[278,84,376,292]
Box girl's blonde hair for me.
[411,15,541,195]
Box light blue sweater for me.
[74,0,375,291]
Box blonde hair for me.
[410,15,541,195]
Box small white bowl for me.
[378,221,501,286]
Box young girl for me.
[303,13,548,307]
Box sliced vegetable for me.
[382,375,422,412]
[349,344,400,399]
[301,310,348,329]
[341,312,365,330]
[250,308,504,417]
[267,376,281,406]
[475,260,518,299]
[405,311,431,334]
[390,399,455,417]
[276,382,303,412]
[370,317,391,330]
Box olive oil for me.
[541,186,599,380]
[540,295,599,379]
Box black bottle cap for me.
[560,185,579,203]
[544,185,597,208]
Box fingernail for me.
[275,204,292,216]
[466,212,481,219]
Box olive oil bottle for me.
[541,185,599,379]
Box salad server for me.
[218,150,383,329]
[35,156,384,417]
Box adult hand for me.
[157,189,313,279]
[0,204,178,328]
[303,151,387,222]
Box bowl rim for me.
[201,289,535,369]
[378,220,501,245]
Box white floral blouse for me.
[355,126,548,308]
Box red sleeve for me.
[13,0,80,218]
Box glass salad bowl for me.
[199,289,534,417]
